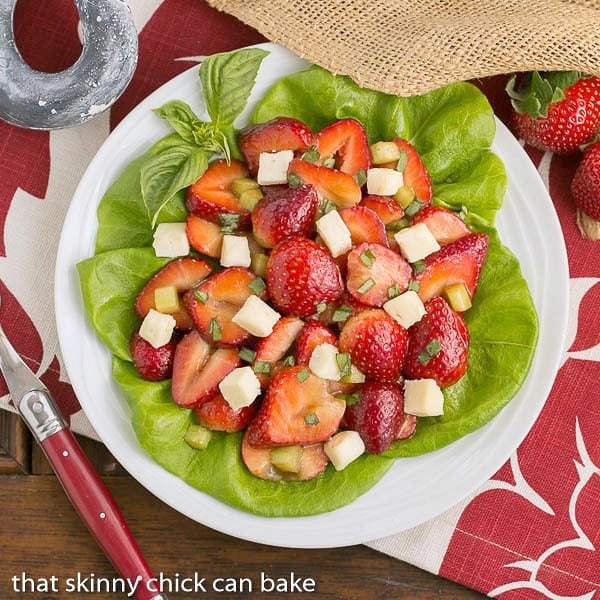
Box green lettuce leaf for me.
[113,358,393,517]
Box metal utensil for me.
[0,296,167,600]
[0,0,138,129]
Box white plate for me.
[55,43,569,548]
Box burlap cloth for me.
[208,0,600,96]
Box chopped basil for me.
[404,199,424,217]
[302,146,320,163]
[287,173,302,188]
[297,368,310,383]
[332,305,352,322]
[239,347,256,363]
[219,213,240,234]
[396,150,408,173]
[412,260,426,274]
[208,318,222,341]
[316,302,327,314]
[194,290,208,303]
[388,284,401,299]
[248,277,266,295]
[320,199,337,215]
[408,280,420,292]
[355,169,367,187]
[340,392,360,406]
[253,360,271,374]
[357,278,375,295]
[386,217,410,232]
[359,248,376,267]
[418,338,442,364]
[282,355,295,367]
[322,157,336,169]
[304,412,319,426]
[335,352,352,379]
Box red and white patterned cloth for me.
[1,2,598,597]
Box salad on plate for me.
[78,48,538,517]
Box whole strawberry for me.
[571,142,600,223]
[130,332,178,381]
[344,381,407,454]
[507,71,600,153]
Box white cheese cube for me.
[316,210,352,258]
[138,309,176,349]
[394,222,440,263]
[324,431,365,471]
[219,366,261,410]
[232,295,281,337]
[383,290,426,329]
[220,234,251,268]
[309,343,341,381]
[257,150,294,185]
[366,168,404,196]
[404,379,444,417]
[152,222,190,258]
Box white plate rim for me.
[54,42,569,549]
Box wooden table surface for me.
[0,411,482,599]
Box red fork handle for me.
[41,428,163,600]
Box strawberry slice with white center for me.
[315,118,370,175]
[135,258,212,330]
[294,321,337,366]
[239,117,314,175]
[394,139,432,205]
[187,159,251,226]
[361,195,405,225]
[171,330,240,407]
[412,206,470,245]
[246,366,345,447]
[255,317,304,363]
[183,267,265,346]
[186,214,223,258]
[346,242,411,307]
[287,159,361,208]
[340,206,388,246]
[415,232,489,302]
[241,431,328,481]
[194,392,257,432]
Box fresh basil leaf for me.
[154,100,204,144]
[200,48,269,128]
[141,141,208,227]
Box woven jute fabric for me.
[207,0,600,96]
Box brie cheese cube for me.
[366,168,404,196]
[324,431,365,471]
[138,309,176,349]
[232,295,281,337]
[220,234,251,268]
[404,379,444,417]
[152,222,190,258]
[316,210,353,258]
[219,366,261,410]
[257,150,294,185]
[383,290,426,329]
[394,222,440,263]
[309,343,341,381]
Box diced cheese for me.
[152,222,190,258]
[232,295,281,337]
[316,210,352,258]
[383,290,426,329]
[220,234,251,268]
[138,309,176,349]
[404,379,444,417]
[324,431,365,471]
[309,343,341,381]
[257,150,294,185]
[154,286,180,314]
[394,222,440,263]
[366,168,404,196]
[219,366,261,410]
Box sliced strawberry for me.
[339,309,408,382]
[241,431,328,481]
[344,381,407,453]
[396,413,417,440]
[171,330,240,407]
[130,332,178,381]
[255,317,304,363]
[393,139,432,205]
[412,206,470,245]
[246,366,345,446]
[187,159,250,226]
[346,242,411,307]
[288,159,361,208]
[295,321,337,365]
[184,267,263,346]
[252,184,318,248]
[315,118,370,175]
[267,237,344,317]
[194,392,257,432]
[340,206,388,246]
[361,195,404,225]
[239,117,314,175]
[416,233,489,302]
[186,214,223,258]
[135,258,212,330]
[404,296,469,387]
